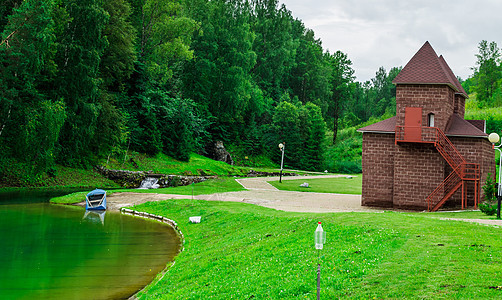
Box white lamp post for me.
[315,221,326,300]
[489,132,502,219]
[278,142,285,183]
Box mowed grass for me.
[132,199,502,299]
[269,176,362,194]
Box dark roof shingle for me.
[357,117,396,133]
[392,41,467,97]
[445,114,487,137]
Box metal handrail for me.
[426,164,462,211]
[395,126,466,170]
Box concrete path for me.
[104,175,502,226]
[234,174,353,190]
[107,175,375,213]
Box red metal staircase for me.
[395,126,480,211]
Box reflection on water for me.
[0,202,180,300]
[83,210,106,225]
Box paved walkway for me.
[107,175,374,213]
[234,174,353,190]
[105,175,502,226]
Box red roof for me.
[357,114,487,138]
[445,114,487,137]
[466,120,486,132]
[438,55,468,97]
[392,41,467,97]
[357,117,396,133]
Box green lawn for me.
[269,176,362,194]
[130,199,502,299]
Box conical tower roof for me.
[392,41,467,97]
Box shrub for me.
[479,202,497,216]
[480,174,498,216]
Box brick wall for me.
[361,133,395,207]
[361,83,490,211]
[450,137,494,182]
[449,137,496,203]
[392,142,445,210]
[395,84,455,132]
[454,95,466,118]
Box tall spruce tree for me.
[0,0,66,179]
[472,40,501,106]
[182,0,257,142]
[327,50,354,143]
[54,0,109,166]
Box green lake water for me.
[0,191,180,299]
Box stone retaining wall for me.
[95,166,216,188]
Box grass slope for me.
[269,176,362,194]
[0,164,120,188]
[132,200,502,299]
[104,153,249,176]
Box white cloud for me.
[280,0,502,82]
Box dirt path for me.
[107,175,375,213]
[234,174,352,190]
[105,175,502,226]
[440,217,502,227]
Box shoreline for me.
[120,208,184,300]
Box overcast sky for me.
[279,0,502,82]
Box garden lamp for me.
[278,142,285,183]
[489,132,502,219]
[315,221,326,300]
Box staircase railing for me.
[426,165,462,212]
[395,126,465,170]
[396,125,480,211]
[433,128,466,173]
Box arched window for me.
[427,113,435,127]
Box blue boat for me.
[85,189,107,210]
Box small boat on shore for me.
[85,189,107,210]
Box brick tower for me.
[358,41,494,211]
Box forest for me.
[0,0,498,185]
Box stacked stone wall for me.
[392,143,445,210]
[395,84,454,131]
[361,133,395,207]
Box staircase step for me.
[430,181,463,212]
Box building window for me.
[428,113,435,127]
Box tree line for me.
[0,0,400,183]
[463,40,502,107]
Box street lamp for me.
[315,221,326,300]
[278,142,285,183]
[488,132,502,219]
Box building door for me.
[404,107,422,141]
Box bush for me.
[479,201,497,216]
[330,160,362,174]
[480,174,498,216]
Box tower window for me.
[428,113,435,127]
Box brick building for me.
[357,41,494,211]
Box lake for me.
[0,190,180,299]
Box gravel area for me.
[107,175,372,213]
[103,175,502,226]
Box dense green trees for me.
[0,0,64,180]
[0,0,403,184]
[469,40,502,106]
